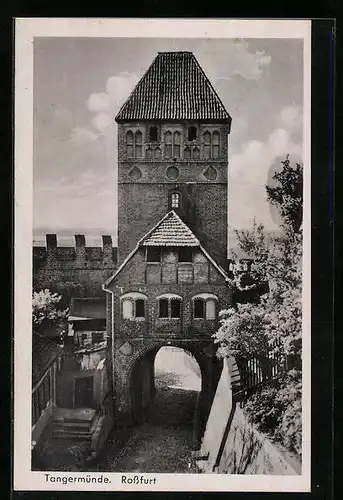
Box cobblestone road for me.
[93,347,201,473]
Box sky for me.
[33,37,304,246]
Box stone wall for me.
[33,234,118,306]
[198,357,301,475]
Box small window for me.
[173,131,181,158]
[122,299,134,319]
[188,126,197,141]
[171,192,180,209]
[149,126,158,142]
[194,299,205,319]
[206,299,216,320]
[122,296,146,319]
[184,146,191,160]
[164,131,173,158]
[158,296,182,319]
[212,131,220,159]
[159,298,169,318]
[135,299,145,318]
[126,131,134,158]
[147,247,162,262]
[135,130,143,158]
[203,131,211,159]
[154,147,161,159]
[92,331,103,344]
[178,247,193,262]
[170,299,181,318]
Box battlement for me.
[33,234,118,266]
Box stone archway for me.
[113,338,223,445]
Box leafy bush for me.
[244,370,302,456]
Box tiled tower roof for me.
[141,211,200,247]
[115,51,231,123]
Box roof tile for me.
[141,211,200,247]
[115,52,231,123]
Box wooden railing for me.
[232,340,288,401]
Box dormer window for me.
[149,126,158,142]
[188,126,197,141]
[171,192,180,209]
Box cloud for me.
[69,126,99,144]
[34,169,118,231]
[198,40,272,84]
[86,72,139,134]
[229,106,303,230]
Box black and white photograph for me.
[14,18,311,492]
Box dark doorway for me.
[74,376,94,408]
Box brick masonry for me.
[33,234,118,307]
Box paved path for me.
[93,347,201,473]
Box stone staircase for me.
[52,407,99,440]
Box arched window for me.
[154,147,161,159]
[157,294,182,319]
[135,130,143,158]
[193,147,200,160]
[192,293,218,320]
[149,126,158,142]
[173,131,181,158]
[126,131,134,158]
[203,131,211,159]
[188,126,197,141]
[171,192,180,209]
[184,146,191,160]
[121,292,147,320]
[146,147,153,159]
[203,131,220,159]
[212,131,220,158]
[126,130,143,159]
[164,131,172,158]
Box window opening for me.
[188,126,197,141]
[159,299,169,318]
[171,299,181,318]
[149,126,158,142]
[147,247,162,262]
[194,299,205,319]
[135,299,145,318]
[178,247,193,262]
[171,192,180,209]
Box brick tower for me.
[115,51,231,269]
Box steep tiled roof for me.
[32,332,63,385]
[141,211,200,247]
[115,51,231,123]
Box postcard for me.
[14,18,311,492]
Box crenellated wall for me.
[33,234,118,306]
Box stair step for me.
[52,430,92,439]
[53,421,92,429]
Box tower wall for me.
[117,121,229,267]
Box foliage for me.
[244,370,302,456]
[266,155,303,233]
[32,289,68,334]
[214,155,303,456]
